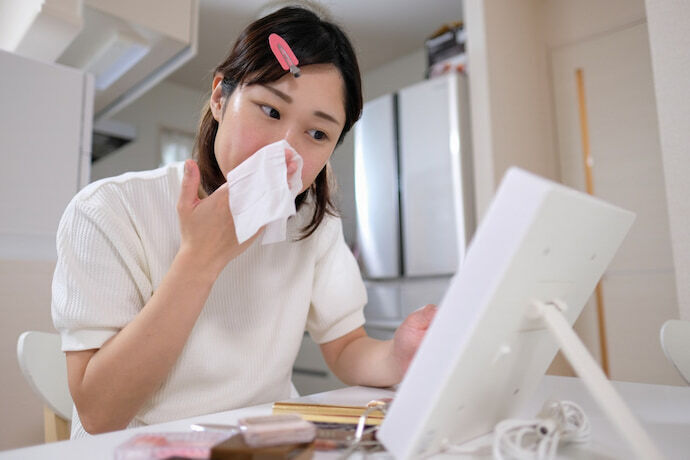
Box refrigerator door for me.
[398,73,471,277]
[0,50,93,260]
[354,93,401,279]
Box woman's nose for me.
[283,128,301,151]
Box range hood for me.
[91,118,136,162]
[0,0,198,122]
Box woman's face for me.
[209,63,346,192]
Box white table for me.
[1,375,688,459]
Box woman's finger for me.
[177,160,201,216]
[286,161,297,176]
[285,149,297,177]
[407,304,438,329]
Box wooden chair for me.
[17,331,72,442]
[660,319,690,385]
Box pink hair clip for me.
[269,33,301,78]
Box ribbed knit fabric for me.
[51,162,366,438]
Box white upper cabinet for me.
[0,0,199,120]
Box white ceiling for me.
[167,0,463,92]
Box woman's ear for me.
[210,75,225,122]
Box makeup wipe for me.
[226,139,303,245]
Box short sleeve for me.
[306,216,367,344]
[51,193,152,351]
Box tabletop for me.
[1,375,688,459]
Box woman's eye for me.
[260,105,280,119]
[308,129,327,141]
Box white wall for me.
[361,48,426,101]
[645,0,690,321]
[463,0,559,220]
[542,0,647,48]
[91,80,206,181]
[0,259,57,450]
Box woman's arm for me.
[66,248,218,433]
[320,304,437,387]
[66,160,254,434]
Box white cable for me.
[490,400,591,460]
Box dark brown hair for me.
[194,6,363,239]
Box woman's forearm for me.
[326,305,437,388]
[68,248,219,433]
[329,336,402,388]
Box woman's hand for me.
[390,304,438,380]
[319,305,437,388]
[176,159,257,276]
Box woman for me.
[52,6,436,438]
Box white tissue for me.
[226,139,303,245]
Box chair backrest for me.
[660,319,690,385]
[17,331,73,420]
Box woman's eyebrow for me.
[314,111,340,125]
[262,85,292,103]
[260,84,341,126]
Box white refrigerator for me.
[354,72,475,337]
[0,49,93,260]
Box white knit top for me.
[51,162,366,437]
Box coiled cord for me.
[492,400,591,460]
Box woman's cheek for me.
[213,135,231,175]
[215,124,262,174]
[298,168,311,193]
[300,155,327,190]
[299,158,317,188]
